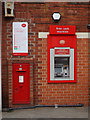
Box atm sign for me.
[55,49,70,55]
[49,25,75,35]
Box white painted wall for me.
[38,32,90,38]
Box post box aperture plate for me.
[19,75,24,83]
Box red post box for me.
[47,25,77,83]
[13,63,30,104]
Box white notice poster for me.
[13,22,28,56]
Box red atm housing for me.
[13,63,30,104]
[47,25,77,83]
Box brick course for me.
[2,2,89,108]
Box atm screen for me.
[54,57,70,78]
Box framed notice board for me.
[13,22,28,56]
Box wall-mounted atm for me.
[47,25,77,83]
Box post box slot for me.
[16,70,26,72]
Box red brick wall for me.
[2,2,89,108]
[89,36,90,105]
[36,37,88,106]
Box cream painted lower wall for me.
[38,32,90,38]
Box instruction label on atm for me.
[55,49,70,55]
[19,76,24,83]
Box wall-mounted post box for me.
[13,63,30,104]
[47,25,77,83]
